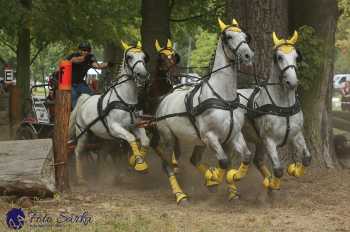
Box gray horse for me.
[154,18,254,204]
[69,41,150,184]
[237,31,311,190]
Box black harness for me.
[245,44,302,147]
[74,75,138,142]
[153,29,249,145]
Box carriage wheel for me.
[15,124,38,140]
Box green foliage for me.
[190,29,217,75]
[297,25,324,90]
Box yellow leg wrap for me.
[226,163,249,183]
[139,146,148,158]
[129,142,148,172]
[263,176,281,190]
[259,165,272,178]
[227,182,239,201]
[196,163,209,176]
[287,162,305,177]
[204,167,225,187]
[169,175,187,204]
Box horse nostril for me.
[245,54,250,59]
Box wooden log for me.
[53,90,71,191]
[0,139,55,197]
[333,116,350,133]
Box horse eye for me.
[227,35,232,40]
[277,55,283,62]
[126,55,132,60]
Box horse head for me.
[272,31,302,90]
[121,40,150,87]
[218,18,254,65]
[155,39,180,73]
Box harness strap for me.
[245,86,301,147]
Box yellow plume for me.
[137,41,142,49]
[167,39,173,49]
[287,31,298,45]
[232,18,239,26]
[155,40,162,52]
[121,40,131,50]
[218,18,228,32]
[272,32,284,47]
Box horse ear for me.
[218,18,227,32]
[155,40,162,52]
[121,40,130,50]
[137,41,142,49]
[167,39,173,49]
[287,30,298,45]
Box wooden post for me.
[53,61,72,191]
[8,84,22,124]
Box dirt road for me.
[1,151,350,232]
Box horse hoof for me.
[134,161,149,173]
[206,185,219,193]
[177,197,189,207]
[302,156,312,167]
[175,193,188,205]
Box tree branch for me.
[30,43,48,66]
[169,3,225,22]
[0,37,17,54]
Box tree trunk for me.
[16,0,32,117]
[101,42,123,90]
[141,0,171,78]
[289,0,339,167]
[226,0,289,87]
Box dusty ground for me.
[0,150,350,232]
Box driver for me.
[64,42,110,108]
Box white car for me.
[334,74,350,90]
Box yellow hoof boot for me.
[175,192,188,204]
[287,162,305,177]
[227,184,239,201]
[226,163,249,183]
[263,177,281,190]
[130,155,148,172]
[204,167,224,187]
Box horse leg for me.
[200,132,229,189]
[261,137,282,190]
[156,126,188,204]
[226,132,252,200]
[287,132,311,177]
[133,127,150,164]
[172,139,181,174]
[109,122,148,173]
[75,133,89,185]
[253,142,281,190]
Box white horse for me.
[69,41,150,184]
[237,31,311,190]
[153,18,254,204]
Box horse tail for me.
[68,94,91,140]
